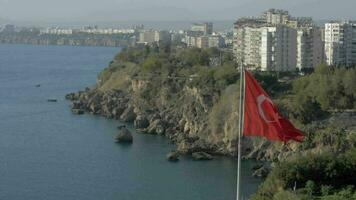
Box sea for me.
[0,44,261,200]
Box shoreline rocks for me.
[166,151,180,162]
[192,152,213,161]
[252,164,271,178]
[71,108,84,115]
[64,85,300,162]
[115,126,133,144]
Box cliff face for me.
[66,60,305,161]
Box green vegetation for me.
[251,149,356,200]
[298,65,356,110]
[105,45,239,92]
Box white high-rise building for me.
[264,9,290,25]
[233,19,297,71]
[233,9,322,71]
[324,21,356,67]
[233,18,266,70]
[138,30,171,44]
[260,26,297,71]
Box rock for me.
[252,165,270,178]
[252,164,264,171]
[71,101,83,109]
[71,108,84,115]
[145,119,166,135]
[89,102,100,114]
[112,107,125,119]
[120,107,136,122]
[115,127,133,143]
[117,125,126,129]
[192,152,213,161]
[252,166,269,178]
[134,115,149,129]
[166,151,180,162]
[65,93,77,100]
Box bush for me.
[252,149,356,200]
[292,64,356,112]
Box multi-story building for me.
[186,35,224,49]
[208,35,225,48]
[234,18,298,71]
[138,30,171,44]
[196,36,209,49]
[264,9,290,25]
[191,22,213,35]
[260,26,297,71]
[154,31,171,43]
[138,31,156,44]
[1,24,16,33]
[296,27,324,70]
[234,24,263,69]
[324,21,356,67]
[233,9,322,71]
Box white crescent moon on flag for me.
[257,95,277,123]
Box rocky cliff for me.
[66,47,356,162]
[65,59,306,161]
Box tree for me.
[305,180,316,197]
[142,57,162,73]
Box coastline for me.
[64,73,300,163]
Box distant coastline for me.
[0,32,134,47]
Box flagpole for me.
[236,60,245,200]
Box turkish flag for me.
[243,70,304,143]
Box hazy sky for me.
[1,0,356,22]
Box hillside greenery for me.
[251,149,356,200]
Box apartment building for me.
[208,35,225,48]
[264,9,290,25]
[138,30,171,44]
[324,21,356,67]
[296,27,324,70]
[260,26,297,71]
[233,9,322,71]
[191,22,213,35]
[185,23,224,49]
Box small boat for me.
[35,84,41,87]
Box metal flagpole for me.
[236,60,245,200]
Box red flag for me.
[243,70,304,143]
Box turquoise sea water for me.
[0,44,261,200]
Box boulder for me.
[192,152,213,161]
[166,151,180,162]
[71,108,84,115]
[115,127,133,143]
